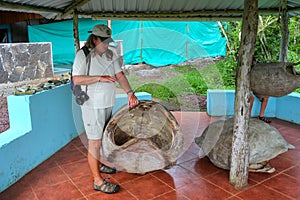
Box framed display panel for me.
[0,42,53,84]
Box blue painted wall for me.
[0,84,151,192]
[207,89,236,116]
[0,85,78,192]
[207,89,300,124]
[276,92,300,124]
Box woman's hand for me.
[128,93,139,108]
[99,76,116,83]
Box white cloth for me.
[72,47,122,108]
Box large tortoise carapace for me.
[101,100,184,174]
[250,62,300,98]
[195,117,295,173]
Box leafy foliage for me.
[214,57,236,89]
[226,16,299,63]
[221,15,300,91]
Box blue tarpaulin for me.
[28,18,226,66]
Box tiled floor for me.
[1,112,300,200]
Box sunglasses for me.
[97,36,111,44]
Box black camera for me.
[73,85,89,105]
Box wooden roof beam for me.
[85,8,298,20]
[91,14,243,22]
[60,0,91,19]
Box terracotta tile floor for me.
[1,112,300,200]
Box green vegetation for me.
[135,83,178,101]
[128,16,300,100]
[226,16,300,63]
[131,59,236,101]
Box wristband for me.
[127,89,135,94]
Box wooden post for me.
[280,0,289,62]
[140,22,143,61]
[186,24,189,59]
[229,0,258,189]
[73,10,80,52]
[107,20,112,28]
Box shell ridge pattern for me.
[102,100,184,173]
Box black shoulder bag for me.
[73,46,91,105]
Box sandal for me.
[100,163,117,174]
[258,116,271,123]
[94,178,120,194]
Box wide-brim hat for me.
[88,24,114,43]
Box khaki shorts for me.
[81,107,112,140]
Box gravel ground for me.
[0,97,9,133]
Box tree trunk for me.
[258,16,272,60]
[217,21,237,61]
[229,0,258,189]
[294,20,299,55]
[73,10,80,52]
[280,0,289,62]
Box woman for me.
[72,24,139,194]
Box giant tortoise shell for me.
[101,100,184,174]
[250,62,300,98]
[195,117,295,171]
